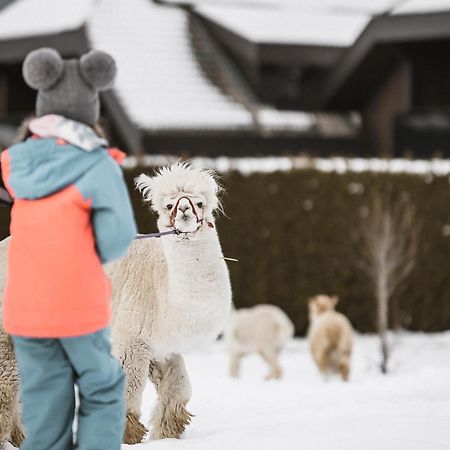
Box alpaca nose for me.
[179,204,190,214]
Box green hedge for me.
[1,167,450,335]
[124,167,450,335]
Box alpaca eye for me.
[197,202,203,208]
[166,204,173,211]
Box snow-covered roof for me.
[167,0,400,15]
[88,0,253,131]
[0,0,94,41]
[393,0,450,15]
[257,109,315,133]
[196,6,371,46]
[255,109,357,136]
[194,0,450,46]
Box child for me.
[1,48,137,450]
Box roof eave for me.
[0,26,90,63]
[318,11,450,109]
[196,11,345,68]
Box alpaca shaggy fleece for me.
[0,237,24,449]
[225,304,294,380]
[106,163,232,443]
[0,163,232,447]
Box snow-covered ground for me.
[3,332,448,450]
[123,332,450,450]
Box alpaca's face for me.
[136,163,221,239]
[308,295,338,321]
[160,192,208,234]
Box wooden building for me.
[0,0,359,156]
[193,0,450,157]
[1,0,450,157]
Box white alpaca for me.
[0,163,232,446]
[224,304,294,380]
[106,163,232,443]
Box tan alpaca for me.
[224,304,294,380]
[308,295,353,381]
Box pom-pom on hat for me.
[22,48,116,125]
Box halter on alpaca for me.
[136,194,214,240]
[169,195,214,230]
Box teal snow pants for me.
[12,327,125,450]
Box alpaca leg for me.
[10,421,25,448]
[117,340,151,444]
[313,348,330,379]
[0,394,14,447]
[0,340,23,447]
[259,349,282,380]
[149,354,192,440]
[9,391,25,447]
[338,352,351,382]
[229,351,243,378]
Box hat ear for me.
[79,50,116,91]
[23,48,63,90]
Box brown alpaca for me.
[307,295,353,381]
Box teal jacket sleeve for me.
[76,154,137,264]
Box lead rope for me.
[0,188,224,245]
[1,188,235,258]
[135,229,181,239]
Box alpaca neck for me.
[162,229,227,303]
[154,228,231,355]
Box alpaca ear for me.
[23,48,64,90]
[79,50,116,90]
[201,169,221,211]
[208,170,221,194]
[135,174,154,203]
[331,296,339,306]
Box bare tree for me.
[357,190,420,373]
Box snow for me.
[88,0,253,131]
[196,6,371,46]
[0,0,95,40]
[168,0,400,15]
[393,0,450,15]
[123,155,450,177]
[117,332,450,450]
[4,332,450,450]
[256,108,315,132]
[87,0,358,132]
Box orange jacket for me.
[1,136,136,338]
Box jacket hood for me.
[7,137,107,200]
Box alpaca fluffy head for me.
[308,295,338,320]
[135,162,222,234]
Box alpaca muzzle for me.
[136,195,214,240]
[169,196,214,232]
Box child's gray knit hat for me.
[22,48,117,125]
